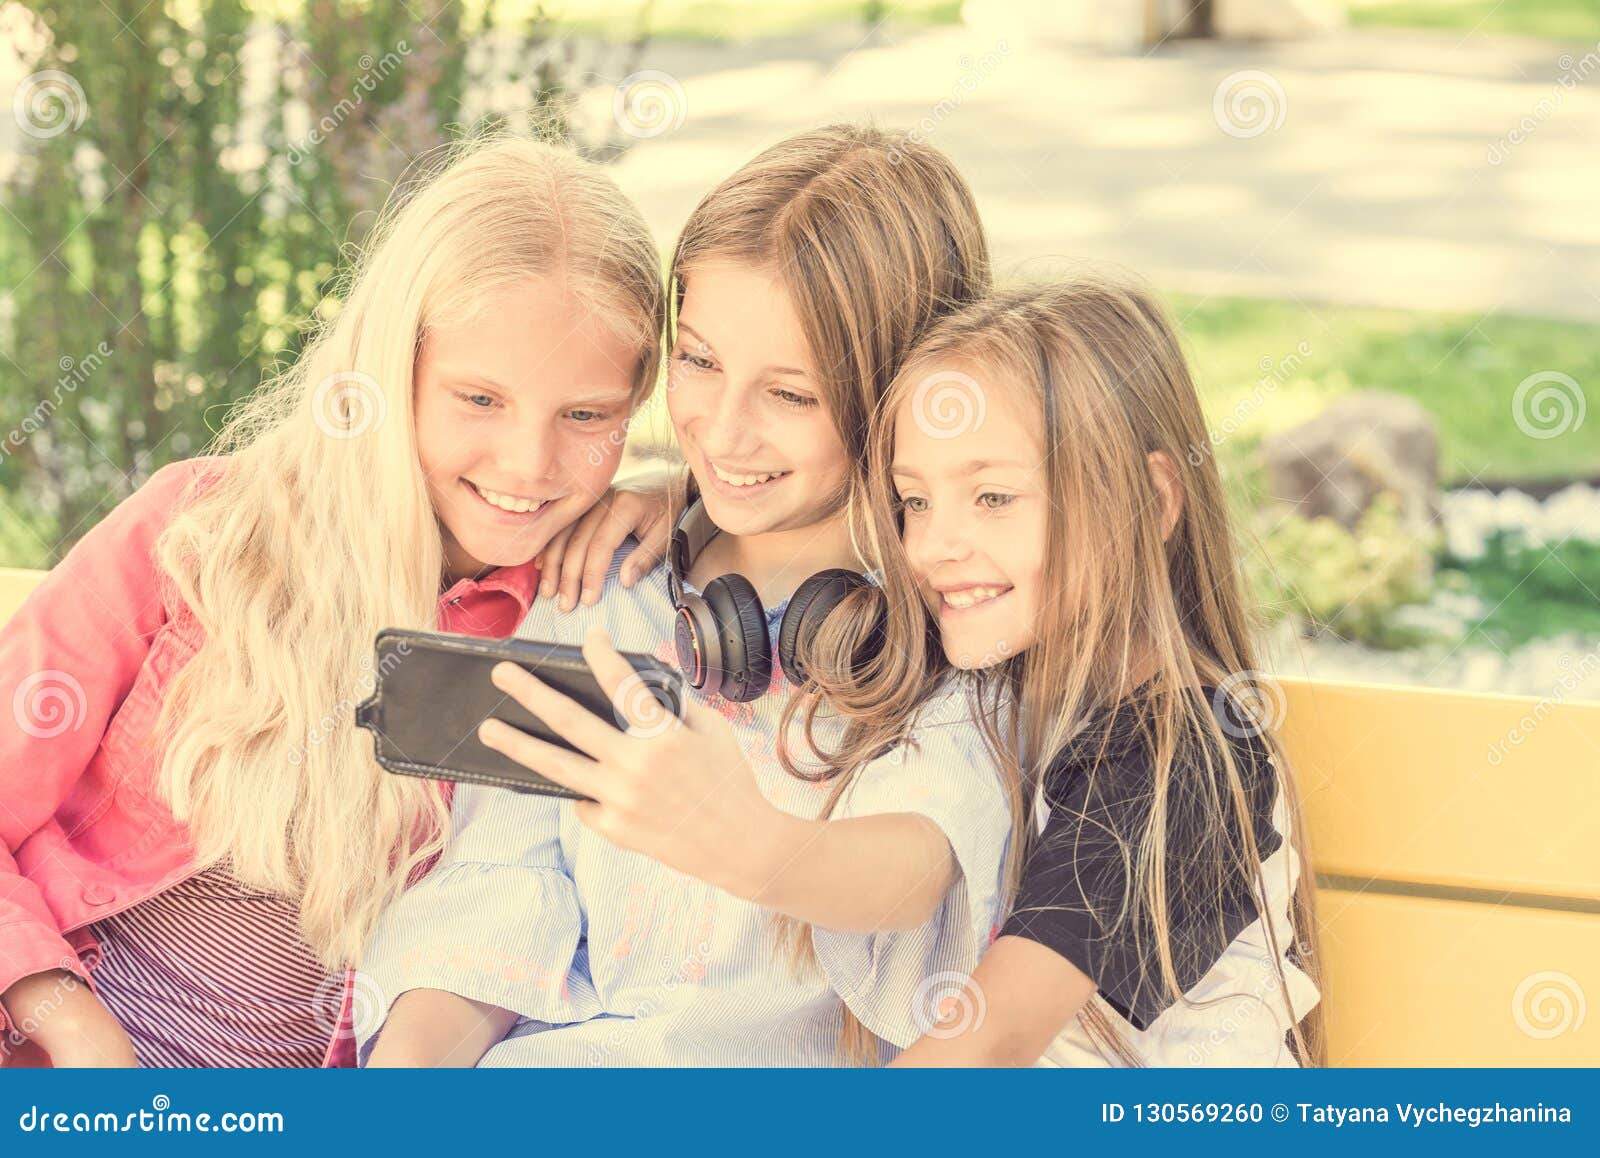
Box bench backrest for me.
[1279,676,1598,1065]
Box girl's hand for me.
[1,969,139,1067]
[477,628,786,898]
[535,486,674,612]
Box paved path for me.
[593,19,1600,322]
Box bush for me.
[1251,493,1441,649]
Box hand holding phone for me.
[354,629,683,801]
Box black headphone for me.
[667,496,870,703]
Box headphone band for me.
[667,496,720,606]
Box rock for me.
[1261,391,1440,530]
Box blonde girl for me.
[871,279,1324,1066]
[0,135,663,1068]
[359,123,1013,1068]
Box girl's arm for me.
[733,809,956,932]
[0,460,208,1064]
[364,989,520,1068]
[892,936,1098,1067]
[477,629,958,933]
[0,969,139,1068]
[353,786,585,1068]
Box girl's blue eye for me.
[675,350,715,372]
[978,492,1015,510]
[901,495,929,515]
[774,388,818,409]
[459,392,496,409]
[568,409,606,423]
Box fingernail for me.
[581,589,597,605]
[478,720,502,745]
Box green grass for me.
[1346,0,1600,40]
[485,0,963,42]
[1172,294,1600,486]
[1448,537,1600,647]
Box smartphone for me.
[354,628,684,801]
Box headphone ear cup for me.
[673,594,718,693]
[777,569,872,687]
[701,573,771,703]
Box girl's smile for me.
[703,458,793,497]
[462,478,555,520]
[933,582,1015,617]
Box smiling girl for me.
[0,136,662,1067]
[358,124,1013,1067]
[870,279,1323,1066]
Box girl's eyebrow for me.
[438,369,630,406]
[677,321,809,378]
[960,458,1032,473]
[437,367,510,391]
[894,459,1032,478]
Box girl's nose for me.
[697,388,760,461]
[503,420,559,485]
[909,509,975,571]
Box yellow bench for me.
[3,566,1596,1065]
[1280,676,1598,1066]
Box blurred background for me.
[3,0,1598,698]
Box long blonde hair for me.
[152,134,664,966]
[669,123,993,1062]
[845,277,1325,1065]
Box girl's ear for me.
[1146,451,1185,542]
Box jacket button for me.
[82,884,115,906]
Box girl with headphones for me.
[356,124,1020,1067]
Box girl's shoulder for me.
[1047,685,1274,784]
[107,454,228,535]
[48,455,228,590]
[1037,686,1281,858]
[859,673,1003,785]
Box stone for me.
[1262,391,1441,530]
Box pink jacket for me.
[0,456,539,1066]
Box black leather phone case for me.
[354,628,683,801]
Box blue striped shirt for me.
[357,552,1012,1066]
